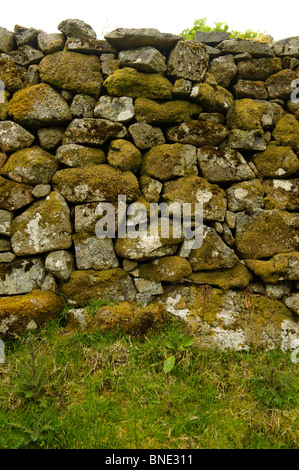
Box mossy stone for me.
[190,78,234,113]
[272,114,299,150]
[245,252,299,282]
[56,144,106,168]
[226,98,269,132]
[185,262,252,290]
[0,176,33,211]
[134,97,201,124]
[252,142,299,178]
[136,256,192,282]
[107,139,142,172]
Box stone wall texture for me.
[0,19,298,350]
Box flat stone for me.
[56,144,106,168]
[195,31,230,45]
[265,69,299,100]
[0,252,16,263]
[70,94,96,118]
[37,32,65,54]
[0,257,45,295]
[105,28,182,51]
[8,83,72,128]
[167,120,228,147]
[57,19,97,39]
[128,122,165,149]
[272,37,299,58]
[167,41,209,81]
[0,121,34,153]
[66,37,115,55]
[0,176,33,210]
[134,278,163,295]
[32,184,51,198]
[184,261,252,290]
[133,256,192,282]
[119,46,167,73]
[283,293,299,315]
[45,250,74,281]
[73,234,119,270]
[0,236,10,252]
[232,80,268,100]
[11,191,72,256]
[217,38,274,57]
[237,57,282,81]
[246,252,299,282]
[62,118,127,147]
[10,46,44,67]
[227,129,267,151]
[134,97,201,124]
[94,96,134,122]
[197,146,255,183]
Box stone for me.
[32,184,51,198]
[197,146,255,183]
[56,144,106,168]
[14,25,40,47]
[226,180,265,212]
[0,145,57,184]
[141,143,197,180]
[0,237,10,252]
[37,32,65,54]
[105,28,182,51]
[265,69,299,100]
[272,114,299,150]
[198,113,225,124]
[265,282,292,300]
[184,261,252,290]
[57,19,97,39]
[0,153,7,168]
[263,179,299,211]
[10,46,44,67]
[0,289,65,337]
[107,139,142,172]
[11,191,72,256]
[134,97,201,124]
[237,57,282,81]
[74,201,124,234]
[45,250,74,281]
[52,164,139,203]
[226,129,267,151]
[94,96,134,122]
[134,278,163,295]
[100,54,120,77]
[8,83,72,128]
[0,54,28,93]
[133,256,192,282]
[59,268,137,306]
[62,118,127,147]
[252,143,299,179]
[272,37,299,58]
[0,252,16,263]
[66,308,90,330]
[39,51,103,97]
[0,121,34,153]
[217,38,274,57]
[232,80,268,100]
[167,41,209,81]
[245,252,299,282]
[103,67,173,100]
[0,257,45,295]
[195,31,230,45]
[71,94,97,118]
[283,293,299,315]
[73,234,119,270]
[41,273,58,293]
[0,176,33,210]
[92,301,169,336]
[37,127,64,150]
[188,225,238,271]
[119,46,167,73]
[140,176,162,203]
[163,175,227,221]
[167,120,228,147]
[208,55,237,88]
[114,219,183,261]
[128,123,165,149]
[226,99,269,132]
[172,79,192,97]
[234,209,299,259]
[123,259,138,272]
[0,26,14,53]
[65,37,116,55]
[0,209,13,236]
[27,64,40,85]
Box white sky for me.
[1,0,298,42]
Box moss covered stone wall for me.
[0,19,298,350]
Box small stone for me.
[37,32,65,54]
[0,176,33,210]
[272,37,299,58]
[58,19,97,39]
[134,97,201,124]
[0,252,16,263]
[123,259,138,271]
[0,54,28,93]
[232,80,268,100]
[107,139,142,172]
[129,122,165,150]
[0,121,34,153]
[0,257,45,295]
[265,69,299,100]
[94,96,134,122]
[27,65,40,85]
[140,175,163,203]
[41,273,57,293]
[172,79,192,97]
[10,46,44,67]
[208,55,237,88]
[62,118,127,147]
[0,209,13,236]
[263,179,299,211]
[45,250,75,281]
[272,114,299,150]
[198,113,225,124]
[167,41,209,81]
[225,211,237,229]
[167,120,228,147]
[283,293,299,315]
[0,236,10,251]
[105,28,182,51]
[134,278,163,295]
[37,127,64,150]
[134,256,192,282]
[119,46,167,73]
[32,184,51,198]
[70,94,96,118]
[237,57,282,81]
[226,129,267,151]
[252,142,299,178]
[14,25,40,47]
[195,31,230,45]
[265,282,292,300]
[56,144,106,168]
[0,26,14,53]
[65,37,115,55]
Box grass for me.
[0,316,298,449]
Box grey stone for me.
[134,278,163,295]
[32,184,52,198]
[208,54,237,88]
[237,57,282,81]
[37,32,65,54]
[119,46,167,73]
[283,293,299,315]
[41,273,57,293]
[265,69,299,100]
[14,25,40,47]
[140,175,162,203]
[195,31,230,45]
[123,259,138,271]
[37,127,64,150]
[217,38,274,57]
[0,210,13,236]
[10,45,44,67]
[198,113,225,124]
[105,28,182,51]
[0,257,45,295]
[0,121,34,153]
[0,237,10,251]
[226,129,267,151]
[73,234,119,270]
[74,201,124,234]
[71,94,96,118]
[225,211,237,229]
[45,250,74,281]
[272,37,299,58]
[27,65,40,84]
[197,147,255,183]
[0,26,14,53]
[94,96,134,122]
[167,41,209,81]
[0,176,33,211]
[262,179,299,211]
[66,37,115,54]
[58,19,97,39]
[172,79,192,97]
[226,180,265,212]
[62,118,127,146]
[0,252,16,263]
[128,122,165,149]
[56,144,106,168]
[232,80,268,100]
[167,120,228,147]
[265,282,292,300]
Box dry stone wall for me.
[0,19,298,350]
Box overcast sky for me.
[1,0,298,42]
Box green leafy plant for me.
[163,337,194,374]
[180,17,264,41]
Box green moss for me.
[252,142,299,178]
[245,252,299,282]
[272,114,299,150]
[137,256,192,282]
[227,98,268,131]
[186,262,253,290]
[134,97,202,123]
[107,139,142,172]
[191,77,234,113]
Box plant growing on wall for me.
[180,17,264,40]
